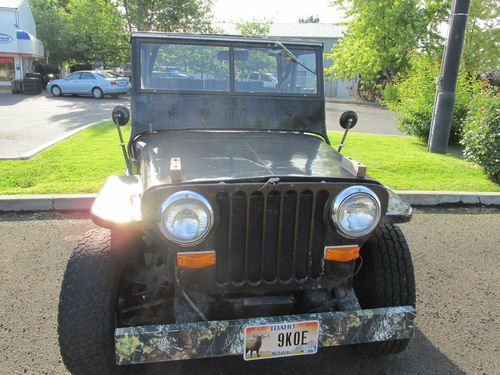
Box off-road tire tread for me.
[354,224,416,356]
[58,228,128,375]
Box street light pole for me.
[428,0,470,154]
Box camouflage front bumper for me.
[115,306,415,365]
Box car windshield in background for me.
[139,42,318,95]
[97,71,120,79]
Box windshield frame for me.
[133,37,323,98]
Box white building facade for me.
[0,0,44,90]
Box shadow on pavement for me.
[46,94,129,129]
[0,92,40,106]
[133,329,464,375]
[0,211,91,222]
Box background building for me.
[0,0,44,92]
[218,22,358,100]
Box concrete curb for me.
[0,191,498,212]
[326,99,386,109]
[0,194,97,212]
[395,191,500,206]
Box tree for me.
[64,0,129,67]
[31,0,72,65]
[325,0,449,83]
[31,0,128,67]
[299,15,320,23]
[235,19,272,36]
[118,0,214,33]
[462,0,500,74]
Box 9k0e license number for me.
[244,321,319,361]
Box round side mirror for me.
[112,105,130,126]
[339,111,358,130]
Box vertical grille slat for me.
[246,192,264,283]
[215,187,327,286]
[294,190,313,280]
[215,193,230,284]
[279,191,297,281]
[230,192,247,283]
[262,191,280,282]
[311,190,329,278]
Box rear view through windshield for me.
[139,42,318,95]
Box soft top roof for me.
[130,31,324,48]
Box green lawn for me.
[0,122,130,195]
[327,131,499,192]
[0,122,497,195]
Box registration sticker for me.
[243,321,319,360]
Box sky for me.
[212,0,344,24]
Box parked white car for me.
[47,70,130,99]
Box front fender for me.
[90,175,143,229]
[383,188,413,224]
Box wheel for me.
[92,86,104,99]
[51,85,62,97]
[353,224,416,356]
[58,228,131,374]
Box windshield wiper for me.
[273,41,316,74]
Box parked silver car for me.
[47,70,130,99]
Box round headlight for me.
[159,191,214,246]
[331,186,381,238]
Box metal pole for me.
[428,0,470,154]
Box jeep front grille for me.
[215,189,329,285]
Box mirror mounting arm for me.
[337,111,358,153]
[112,106,132,174]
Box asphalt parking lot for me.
[0,91,128,159]
[0,208,498,374]
[0,92,400,159]
[326,101,404,136]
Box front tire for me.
[92,86,104,99]
[58,228,129,374]
[50,85,62,97]
[353,224,416,356]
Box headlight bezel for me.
[158,190,214,246]
[330,186,382,239]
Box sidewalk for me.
[326,97,385,108]
[0,191,498,212]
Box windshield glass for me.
[140,43,230,91]
[139,42,318,95]
[235,47,317,94]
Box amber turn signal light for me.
[324,245,360,262]
[177,251,216,269]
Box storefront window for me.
[0,57,15,81]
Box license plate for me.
[118,81,127,86]
[243,320,319,360]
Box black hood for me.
[134,131,372,191]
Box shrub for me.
[461,84,499,183]
[385,54,478,144]
[381,83,398,103]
